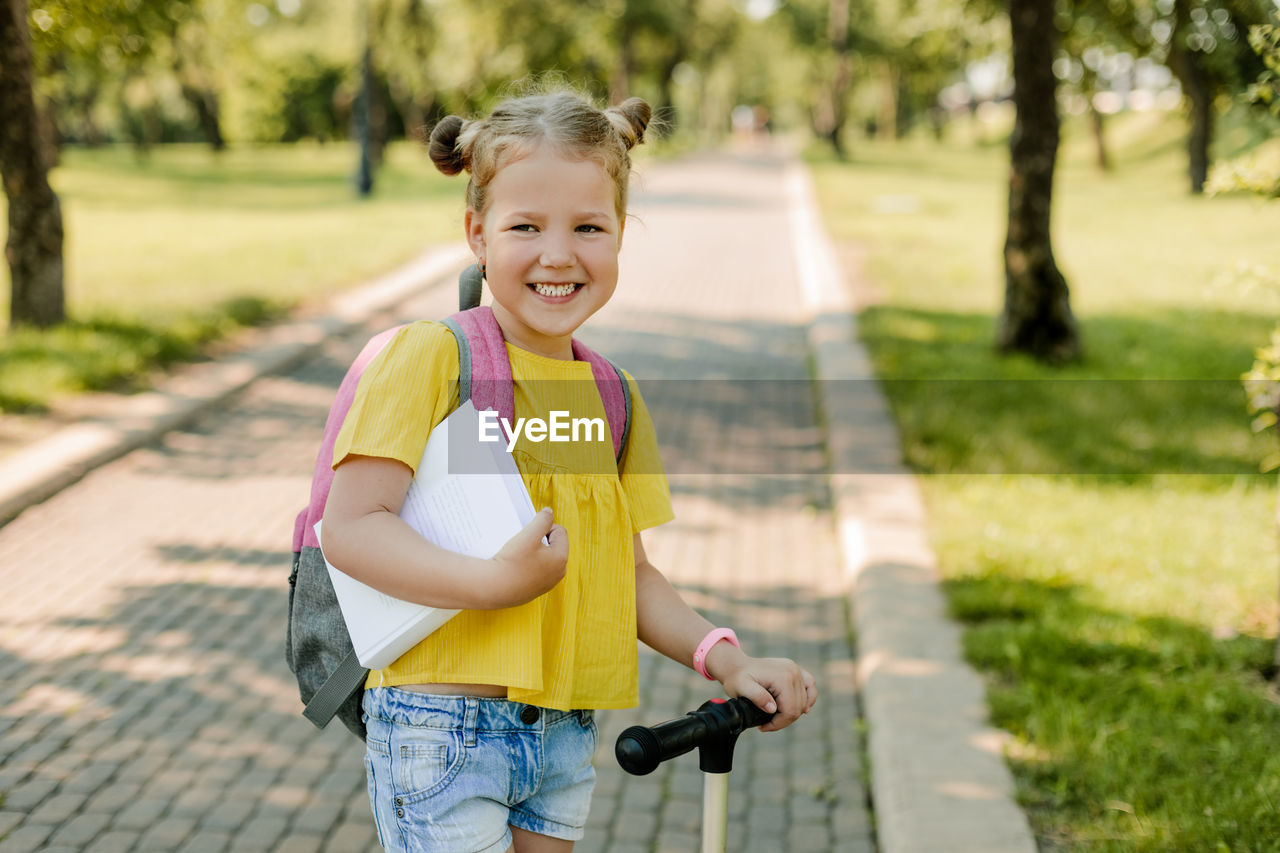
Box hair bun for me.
[606,98,652,151]
[428,115,468,175]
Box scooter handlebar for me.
[615,697,774,776]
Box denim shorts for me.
[362,688,599,853]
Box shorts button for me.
[395,797,402,806]
[521,705,540,724]
[396,808,405,819]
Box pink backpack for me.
[286,272,632,739]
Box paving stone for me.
[137,815,197,850]
[576,835,608,853]
[605,842,650,853]
[81,778,142,809]
[47,812,112,847]
[0,823,54,852]
[198,796,257,831]
[0,776,59,811]
[275,834,327,853]
[113,795,171,829]
[84,830,144,853]
[25,791,89,825]
[60,761,122,794]
[654,828,700,852]
[0,810,24,837]
[322,821,378,852]
[789,822,834,851]
[175,830,231,853]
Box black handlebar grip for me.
[615,697,774,776]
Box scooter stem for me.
[702,771,730,853]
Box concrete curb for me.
[787,162,1038,852]
[0,243,472,526]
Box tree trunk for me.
[1167,0,1214,194]
[1,0,65,328]
[657,59,679,134]
[998,0,1079,363]
[179,83,225,151]
[1080,68,1111,171]
[355,43,375,195]
[169,21,226,153]
[826,0,853,157]
[1090,104,1110,171]
[1179,53,1213,194]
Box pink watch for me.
[693,628,740,681]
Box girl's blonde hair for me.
[428,89,652,220]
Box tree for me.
[778,0,864,156]
[2,0,64,328]
[997,0,1080,362]
[1164,0,1271,193]
[165,3,227,151]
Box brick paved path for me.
[0,147,874,852]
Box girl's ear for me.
[464,208,486,258]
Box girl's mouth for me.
[529,282,583,299]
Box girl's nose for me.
[539,235,575,269]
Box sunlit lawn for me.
[811,106,1280,851]
[0,141,463,411]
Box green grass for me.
[0,141,463,411]
[811,106,1280,851]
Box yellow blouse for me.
[332,320,673,710]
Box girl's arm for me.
[633,533,817,733]
[322,454,569,610]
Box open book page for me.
[315,401,536,669]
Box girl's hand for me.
[487,508,569,608]
[714,653,818,733]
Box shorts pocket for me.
[392,729,465,800]
[364,735,403,851]
[579,713,599,750]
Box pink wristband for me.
[693,628,740,681]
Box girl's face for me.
[465,144,623,360]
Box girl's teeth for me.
[534,283,576,297]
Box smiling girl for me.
[320,87,817,853]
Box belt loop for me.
[463,698,479,747]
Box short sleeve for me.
[618,371,674,532]
[332,321,461,473]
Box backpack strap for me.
[570,338,632,464]
[294,324,406,553]
[440,306,516,427]
[301,649,367,730]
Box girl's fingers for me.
[744,682,778,716]
[801,669,818,712]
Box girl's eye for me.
[511,224,536,232]
[577,225,603,233]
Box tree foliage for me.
[1243,6,1279,116]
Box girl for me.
[321,87,818,853]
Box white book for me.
[314,400,536,669]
